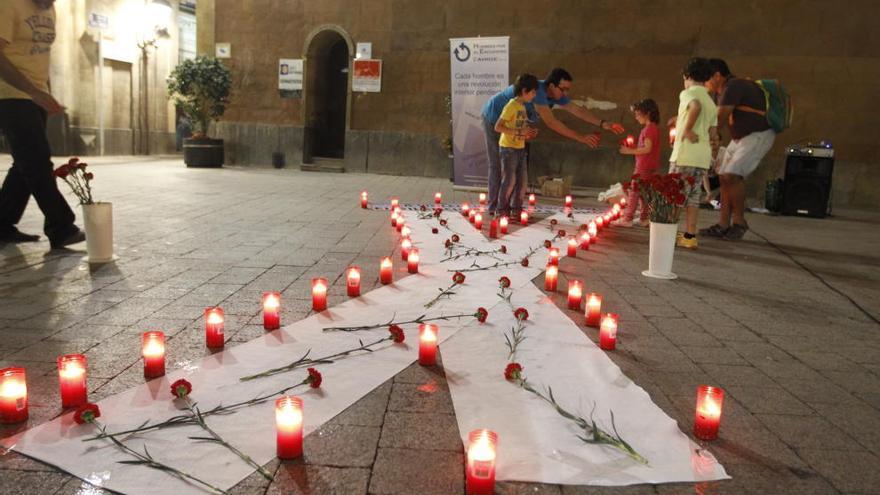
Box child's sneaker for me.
[676,234,698,249]
[612,218,633,227]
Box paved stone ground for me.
[0,156,878,495]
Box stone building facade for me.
[201,0,878,208]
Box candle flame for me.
[499,217,508,227]
[699,398,721,418]
[263,294,280,311]
[361,191,368,200]
[401,238,412,249]
[313,280,327,294]
[569,285,582,298]
[469,431,496,462]
[401,226,412,237]
[381,257,393,268]
[60,363,85,379]
[207,310,224,325]
[0,380,26,398]
[143,339,164,358]
[421,326,437,342]
[546,265,558,277]
[276,403,303,428]
[348,268,361,283]
[408,250,420,263]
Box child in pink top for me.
[617,99,661,226]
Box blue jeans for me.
[498,147,527,216]
[482,117,502,214]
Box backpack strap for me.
[735,104,766,116]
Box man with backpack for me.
[701,59,778,241]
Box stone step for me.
[301,157,345,173]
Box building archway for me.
[302,26,352,163]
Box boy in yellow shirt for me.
[493,73,538,218]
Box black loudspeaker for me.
[782,154,833,218]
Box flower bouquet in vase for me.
[54,158,113,263]
[627,172,694,279]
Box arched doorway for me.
[303,27,352,164]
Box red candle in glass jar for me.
[360,191,368,209]
[489,219,498,238]
[520,211,529,225]
[694,386,724,440]
[435,192,442,204]
[57,354,88,408]
[585,293,602,327]
[548,247,560,266]
[466,429,498,495]
[380,257,393,285]
[474,213,483,230]
[579,232,591,250]
[479,192,487,205]
[624,134,636,148]
[468,209,477,224]
[142,331,166,379]
[263,292,281,330]
[599,313,618,350]
[0,367,28,424]
[462,202,470,217]
[275,396,304,459]
[567,280,583,310]
[396,217,405,233]
[567,237,578,258]
[311,278,328,312]
[544,265,558,292]
[499,216,509,234]
[205,307,225,349]
[401,237,412,261]
[407,248,420,273]
[620,196,627,207]
[390,197,399,209]
[400,225,412,238]
[528,193,536,206]
[418,324,438,366]
[588,221,598,238]
[565,195,573,207]
[596,216,605,230]
[390,210,399,227]
[347,266,361,297]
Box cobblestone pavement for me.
[1,156,878,494]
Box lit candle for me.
[669,126,677,145]
[311,278,328,312]
[347,266,361,297]
[466,429,497,495]
[479,192,487,205]
[462,202,470,217]
[360,191,368,209]
[401,237,412,261]
[565,195,573,207]
[275,396,304,459]
[489,219,498,238]
[528,193,536,206]
[407,248,420,273]
[624,134,636,148]
[579,231,591,250]
[390,210,399,227]
[588,221,598,239]
[599,313,618,350]
[418,324,438,366]
[435,192,442,204]
[468,209,477,223]
[567,237,578,258]
[596,215,605,230]
[585,293,602,327]
[544,265,558,292]
[548,247,560,266]
[612,203,621,214]
[205,307,225,349]
[604,213,613,224]
[499,216,508,234]
[567,280,583,310]
[142,331,166,379]
[391,197,399,209]
[400,225,412,238]
[0,367,28,424]
[520,210,529,225]
[620,197,627,206]
[57,354,88,408]
[263,292,281,330]
[694,386,724,441]
[474,213,483,230]
[396,216,405,233]
[380,257,393,285]
[393,205,402,215]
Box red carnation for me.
[73,403,101,424]
[440,219,448,226]
[504,362,523,381]
[445,239,453,248]
[550,219,558,226]
[389,325,405,343]
[452,271,466,284]
[434,208,442,217]
[53,164,71,179]
[451,234,460,243]
[686,175,696,186]
[306,367,322,388]
[544,240,552,249]
[498,276,511,288]
[432,227,439,234]
[476,307,489,323]
[557,229,566,238]
[521,257,529,267]
[420,205,427,211]
[68,157,80,166]
[514,307,529,321]
[84,172,94,180]
[171,378,192,399]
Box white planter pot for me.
[642,221,678,280]
[82,202,114,263]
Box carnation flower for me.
[452,272,466,284]
[498,276,511,288]
[476,307,489,323]
[432,227,439,234]
[550,219,558,226]
[389,325,405,343]
[504,362,523,381]
[445,239,453,248]
[451,234,460,243]
[521,257,529,267]
[306,367,322,388]
[420,205,427,211]
[514,307,529,321]
[73,403,101,424]
[499,245,507,254]
[439,219,447,226]
[558,229,566,237]
[171,379,192,399]
[544,240,552,248]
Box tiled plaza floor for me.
[1,155,878,494]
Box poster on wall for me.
[278,59,303,91]
[449,36,509,188]
[353,59,382,92]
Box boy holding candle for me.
[669,58,717,249]
[616,99,661,227]
[494,74,538,218]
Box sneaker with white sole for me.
[676,235,698,249]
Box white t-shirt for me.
[0,0,56,100]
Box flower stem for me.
[239,336,393,382]
[424,282,459,308]
[186,403,274,481]
[323,312,477,332]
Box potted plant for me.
[628,172,694,279]
[167,56,232,167]
[54,158,113,263]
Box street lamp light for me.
[136,0,172,155]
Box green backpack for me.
[737,79,793,133]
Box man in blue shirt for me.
[481,68,624,215]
